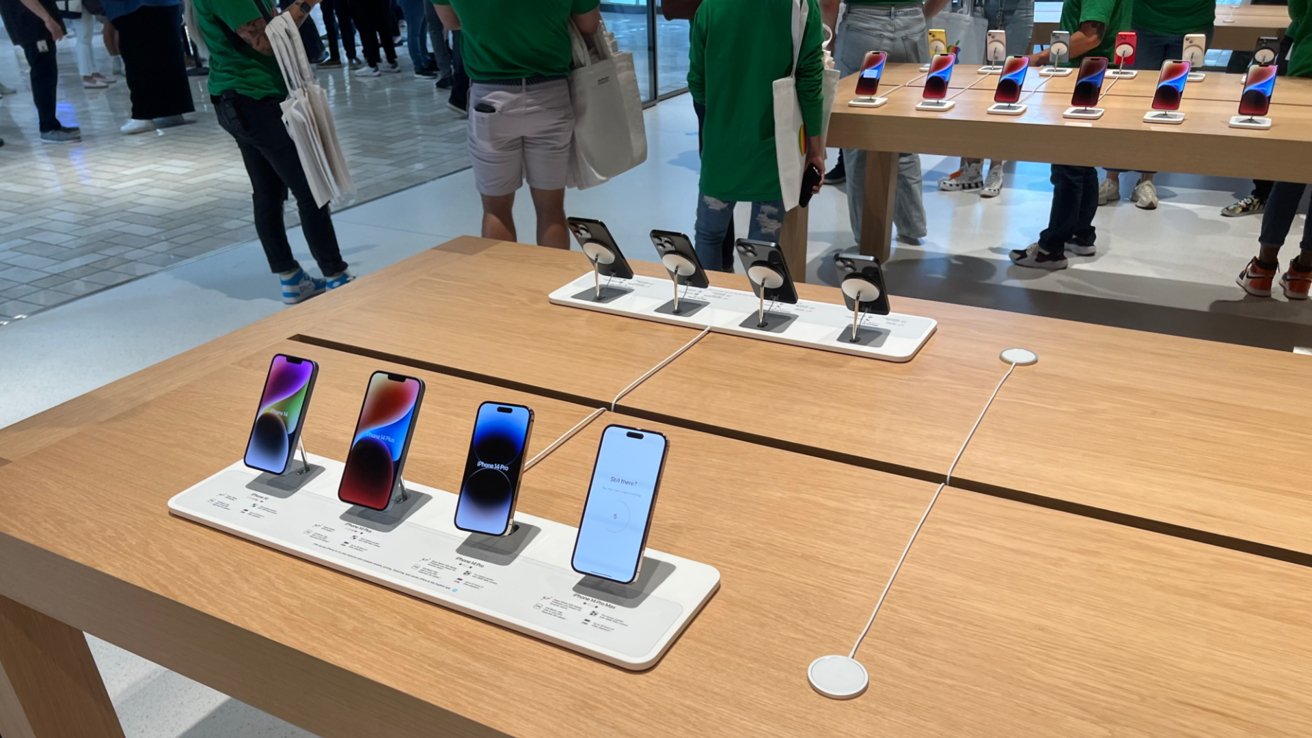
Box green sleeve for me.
[688,5,706,106]
[796,0,825,137]
[212,0,264,30]
[433,0,449,5]
[1077,0,1114,28]
[572,0,599,11]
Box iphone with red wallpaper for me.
[923,53,956,99]
[337,372,425,511]
[855,51,888,97]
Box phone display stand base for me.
[1107,69,1138,79]
[1143,110,1185,125]
[1039,66,1073,77]
[918,63,930,72]
[978,64,1003,74]
[987,102,1027,116]
[915,99,955,112]
[547,273,937,362]
[847,96,888,108]
[168,455,720,670]
[1229,115,1272,130]
[1063,106,1105,120]
[1187,71,1206,82]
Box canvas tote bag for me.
[266,12,355,207]
[567,19,648,189]
[773,0,809,211]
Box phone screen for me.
[1151,60,1190,110]
[455,403,532,536]
[571,426,668,584]
[338,372,424,510]
[923,53,955,99]
[994,56,1029,103]
[855,51,888,97]
[1239,63,1276,116]
[1071,57,1109,108]
[244,354,317,475]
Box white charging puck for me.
[808,655,869,700]
[582,241,615,265]
[1000,347,1038,366]
[661,253,696,278]
[747,265,784,290]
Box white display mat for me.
[168,456,720,670]
[548,273,937,362]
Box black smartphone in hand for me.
[799,164,822,208]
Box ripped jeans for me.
[694,195,785,272]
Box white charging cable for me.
[523,406,608,473]
[609,326,712,411]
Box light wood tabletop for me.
[0,339,939,736]
[863,488,1312,736]
[1031,1,1291,50]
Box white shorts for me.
[468,79,573,197]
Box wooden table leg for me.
[780,205,810,283]
[859,150,898,264]
[0,595,123,738]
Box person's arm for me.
[797,0,827,189]
[18,0,64,41]
[1029,20,1104,65]
[924,0,950,19]
[231,0,322,55]
[821,0,839,48]
[433,2,459,31]
[572,0,600,35]
[687,4,706,107]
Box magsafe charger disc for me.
[841,277,881,303]
[1000,347,1038,366]
[661,253,696,278]
[582,241,615,265]
[747,265,784,290]
[808,655,869,700]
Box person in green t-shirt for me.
[1236,0,1312,300]
[1097,0,1212,210]
[434,0,601,250]
[689,0,825,272]
[193,0,354,303]
[1012,0,1129,270]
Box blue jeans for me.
[695,196,784,272]
[836,5,928,241]
[399,0,431,70]
[973,0,1035,57]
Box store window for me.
[599,1,691,103]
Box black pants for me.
[114,5,195,120]
[214,93,348,277]
[449,30,469,107]
[1039,165,1098,255]
[1258,183,1311,258]
[348,0,396,67]
[278,0,324,61]
[694,100,736,269]
[321,0,357,62]
[20,40,61,133]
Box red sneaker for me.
[1237,257,1276,297]
[1281,260,1312,300]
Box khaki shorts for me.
[468,79,573,197]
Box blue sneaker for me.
[325,271,356,290]
[280,268,325,304]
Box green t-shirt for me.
[1059,0,1132,61]
[1289,0,1310,78]
[435,0,601,81]
[689,0,824,203]
[1134,0,1213,36]
[845,0,919,5]
[193,0,286,99]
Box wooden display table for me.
[1032,0,1291,51]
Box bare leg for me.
[481,193,516,242]
[529,187,568,249]
[102,19,119,56]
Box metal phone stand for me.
[1108,55,1137,79]
[1229,115,1272,130]
[660,253,697,315]
[582,240,617,301]
[839,276,885,344]
[746,264,784,328]
[987,102,1026,116]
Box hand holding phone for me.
[567,217,635,280]
[244,354,318,475]
[799,163,822,208]
[571,425,669,584]
[337,372,425,511]
[455,402,533,536]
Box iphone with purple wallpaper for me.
[244,354,318,475]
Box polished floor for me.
[0,20,469,321]
[2,46,1311,738]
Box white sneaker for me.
[1065,240,1096,257]
[1009,243,1069,271]
[1132,179,1159,210]
[1097,176,1120,205]
[355,65,381,78]
[980,165,1005,198]
[938,160,984,192]
[120,118,155,135]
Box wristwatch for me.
[296,0,312,13]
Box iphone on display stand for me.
[244,354,318,477]
[833,254,891,344]
[1041,31,1073,76]
[987,55,1030,115]
[921,29,947,71]
[979,30,1007,73]
[1064,56,1109,119]
[916,53,957,111]
[1109,31,1138,77]
[571,425,669,585]
[1143,59,1190,124]
[1253,36,1279,66]
[649,230,711,316]
[337,372,425,512]
[1183,33,1207,81]
[1230,62,1276,129]
[734,239,798,331]
[454,402,533,537]
[567,217,635,302]
[849,51,889,107]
